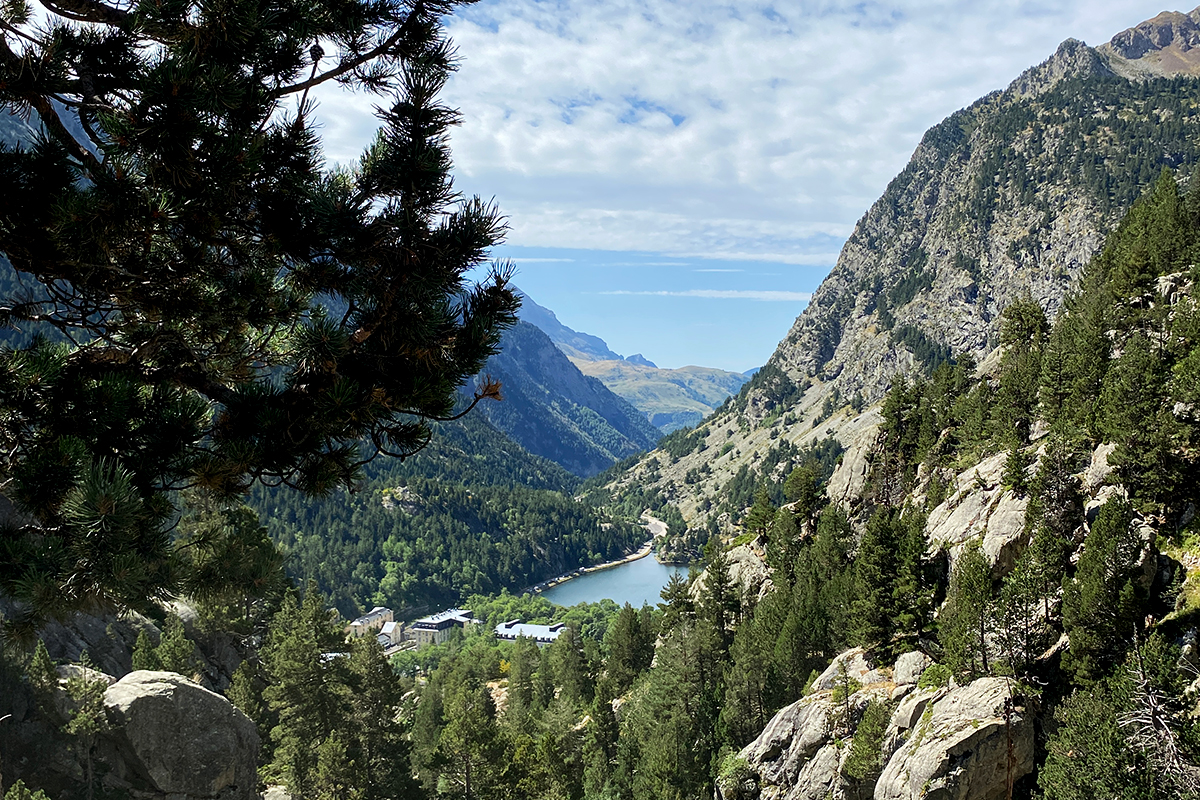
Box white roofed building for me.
[409,608,478,647]
[493,619,566,646]
[347,606,393,638]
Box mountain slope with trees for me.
[477,321,661,477]
[603,12,1200,540]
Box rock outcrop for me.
[737,651,1034,800]
[874,678,1034,800]
[924,451,1029,577]
[1100,7,1200,78]
[103,671,260,800]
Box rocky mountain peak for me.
[1007,38,1111,98]
[1099,6,1200,77]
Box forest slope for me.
[605,11,1200,537]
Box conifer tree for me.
[991,297,1048,446]
[604,603,650,697]
[505,635,540,726]
[226,660,269,742]
[0,0,519,627]
[436,679,504,800]
[1062,498,1144,684]
[658,572,694,636]
[62,655,110,800]
[156,614,199,677]
[743,488,778,536]
[843,698,890,783]
[344,635,420,800]
[941,540,992,678]
[549,626,591,708]
[25,640,55,691]
[851,508,900,651]
[130,630,161,672]
[262,587,350,796]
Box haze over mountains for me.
[517,288,752,431]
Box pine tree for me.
[658,572,694,636]
[941,540,992,679]
[343,635,419,800]
[179,503,288,627]
[991,297,1048,446]
[843,698,890,783]
[891,509,933,642]
[25,640,56,691]
[0,0,520,626]
[743,488,777,535]
[850,508,900,651]
[262,587,350,797]
[155,614,199,677]
[549,626,591,708]
[436,679,505,800]
[604,603,647,697]
[1062,498,1144,685]
[62,656,111,800]
[505,635,541,727]
[131,630,161,672]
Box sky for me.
[314,0,1176,373]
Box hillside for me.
[606,14,1200,535]
[479,320,661,477]
[519,289,751,431]
[574,358,751,432]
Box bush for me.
[917,663,952,690]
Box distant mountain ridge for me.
[516,288,752,431]
[516,289,626,362]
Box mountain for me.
[516,288,625,361]
[478,320,662,477]
[517,288,752,431]
[606,10,1200,533]
[572,358,751,432]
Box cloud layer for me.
[313,0,1172,263]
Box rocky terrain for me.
[608,7,1200,530]
[721,648,1035,800]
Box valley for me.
[2,5,1200,800]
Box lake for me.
[540,554,689,608]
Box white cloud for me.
[603,289,813,302]
[311,0,1173,261]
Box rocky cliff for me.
[724,648,1035,800]
[609,8,1200,528]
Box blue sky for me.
[313,0,1177,372]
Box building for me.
[377,620,402,648]
[493,618,566,645]
[347,606,394,638]
[409,608,477,647]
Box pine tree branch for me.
[269,3,426,98]
[0,38,104,173]
[37,0,130,26]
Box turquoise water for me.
[540,555,689,608]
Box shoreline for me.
[527,539,657,594]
